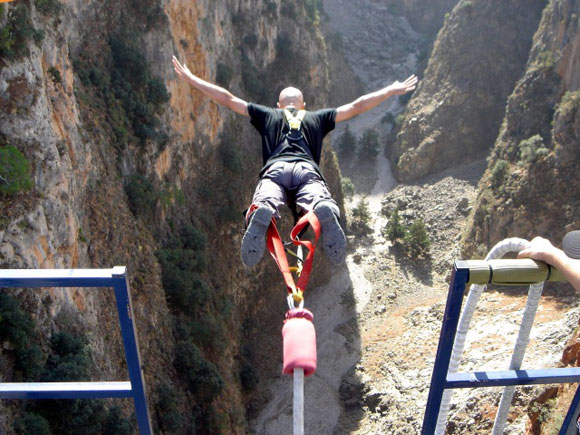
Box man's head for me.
[277,87,305,110]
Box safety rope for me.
[435,238,540,435]
[266,210,321,307]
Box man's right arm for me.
[518,236,580,293]
[173,56,249,117]
[335,75,418,123]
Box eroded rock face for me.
[390,0,546,182]
[462,0,580,258]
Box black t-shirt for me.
[248,103,337,176]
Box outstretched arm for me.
[173,56,249,117]
[518,236,580,293]
[335,75,418,123]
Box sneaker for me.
[314,203,346,264]
[241,207,273,267]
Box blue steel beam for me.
[446,368,580,388]
[561,384,580,435]
[0,267,153,435]
[422,262,470,435]
[0,382,133,399]
[0,267,125,288]
[112,269,153,435]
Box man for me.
[172,55,418,267]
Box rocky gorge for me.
[1,0,580,434]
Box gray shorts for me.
[250,161,339,219]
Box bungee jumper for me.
[172,55,417,272]
[173,55,417,433]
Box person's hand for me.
[172,56,195,84]
[517,236,562,265]
[389,75,418,95]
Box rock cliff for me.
[462,0,580,258]
[0,0,341,433]
[389,0,546,182]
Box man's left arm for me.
[335,75,418,123]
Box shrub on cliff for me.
[519,134,549,164]
[13,413,51,435]
[491,159,509,187]
[174,340,224,402]
[0,145,33,196]
[34,0,62,16]
[0,4,44,59]
[155,384,186,433]
[125,174,158,216]
[0,293,43,380]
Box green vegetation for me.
[0,4,44,59]
[336,125,357,160]
[382,210,431,258]
[341,177,355,199]
[216,61,233,87]
[241,53,267,102]
[174,340,224,401]
[42,332,91,382]
[0,293,43,381]
[34,0,63,16]
[156,225,209,314]
[155,384,186,433]
[263,1,278,17]
[218,126,243,173]
[32,332,133,434]
[155,220,232,431]
[398,93,413,106]
[381,112,395,124]
[357,128,380,160]
[0,145,33,196]
[537,50,555,70]
[73,37,170,148]
[395,113,406,128]
[459,0,474,13]
[125,174,158,216]
[490,159,509,187]
[1,308,134,435]
[349,198,372,235]
[383,207,406,243]
[519,134,549,164]
[48,66,62,84]
[403,219,431,258]
[556,90,580,118]
[13,413,51,435]
[301,0,323,23]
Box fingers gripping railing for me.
[423,238,575,435]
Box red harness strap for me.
[265,211,321,295]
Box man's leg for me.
[241,163,288,267]
[293,162,346,264]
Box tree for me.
[357,128,380,160]
[403,219,430,258]
[336,124,357,160]
[383,208,406,243]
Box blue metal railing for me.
[422,260,580,435]
[0,267,152,434]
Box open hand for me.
[172,55,195,83]
[390,74,418,95]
